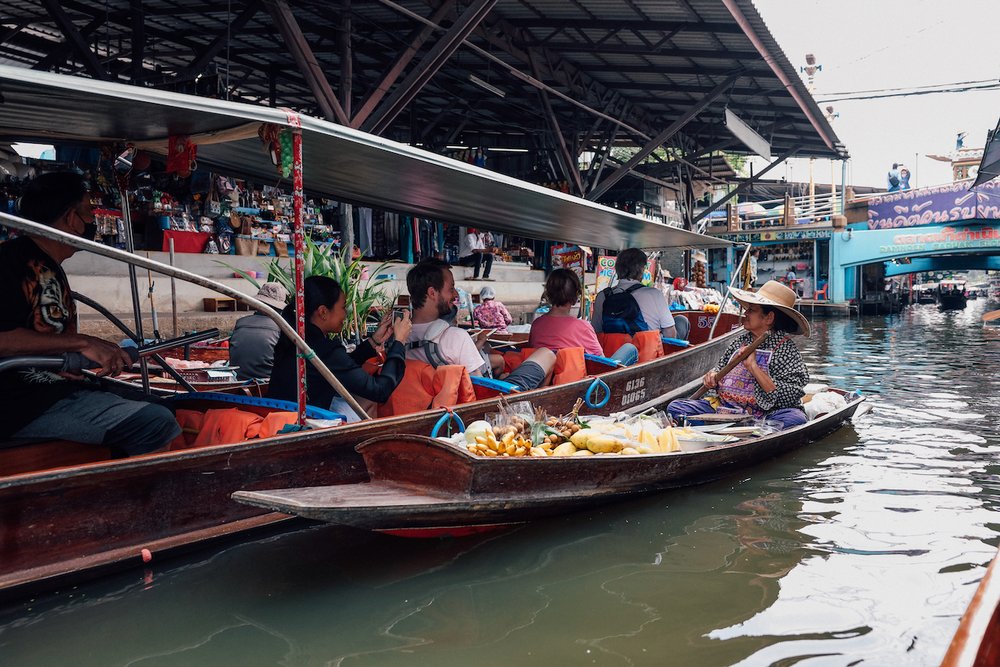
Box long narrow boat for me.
[0,67,738,598]
[233,389,864,533]
[941,547,1000,667]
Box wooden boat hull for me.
[941,546,1000,667]
[233,393,864,531]
[0,327,737,597]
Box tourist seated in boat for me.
[405,258,555,388]
[666,280,810,431]
[473,286,511,332]
[0,172,180,456]
[267,275,410,420]
[529,268,638,365]
[228,281,289,381]
[592,247,677,339]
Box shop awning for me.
[0,67,732,250]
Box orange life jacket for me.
[552,347,587,385]
[633,330,665,363]
[597,332,632,358]
[380,359,476,417]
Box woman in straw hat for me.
[666,280,810,431]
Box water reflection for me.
[2,302,1000,666]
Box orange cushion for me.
[552,347,587,385]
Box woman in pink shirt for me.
[529,269,638,365]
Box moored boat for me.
[233,389,864,533]
[940,546,1000,667]
[938,279,969,310]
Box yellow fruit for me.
[586,434,624,454]
[639,429,657,449]
[514,446,527,457]
[573,449,595,456]
[636,443,657,455]
[467,444,478,454]
[552,442,578,457]
[530,447,548,457]
[570,429,593,447]
[621,447,640,456]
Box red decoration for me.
[166,136,197,177]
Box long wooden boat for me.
[0,318,740,598]
[0,66,739,599]
[941,547,1000,667]
[939,280,969,311]
[232,389,863,533]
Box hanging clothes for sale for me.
[357,207,373,257]
[412,217,421,256]
[371,209,386,258]
[384,211,399,258]
[399,215,414,263]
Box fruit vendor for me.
[666,281,810,431]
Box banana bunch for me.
[703,303,720,314]
[466,425,543,457]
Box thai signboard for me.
[718,228,832,242]
[866,180,1000,230]
[834,221,1000,267]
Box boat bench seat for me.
[0,439,113,477]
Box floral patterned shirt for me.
[474,300,512,331]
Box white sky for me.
[752,0,1000,189]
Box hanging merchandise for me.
[166,135,197,177]
[258,124,293,178]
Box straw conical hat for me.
[729,280,810,336]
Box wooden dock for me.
[799,299,856,317]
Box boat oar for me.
[689,332,768,400]
[982,309,1000,323]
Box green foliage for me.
[219,236,396,341]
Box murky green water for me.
[3,302,1000,666]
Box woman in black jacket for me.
[267,276,410,420]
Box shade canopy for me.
[971,117,1000,190]
[0,66,731,251]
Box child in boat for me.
[473,286,512,332]
[529,269,638,365]
[665,281,809,431]
[267,276,411,421]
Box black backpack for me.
[601,284,649,334]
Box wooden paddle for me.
[689,332,769,400]
[982,309,1000,323]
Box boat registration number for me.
[621,377,646,407]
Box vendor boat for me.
[233,389,864,534]
[938,279,969,310]
[0,67,739,598]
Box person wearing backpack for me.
[592,248,677,339]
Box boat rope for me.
[585,377,611,409]
[431,409,466,438]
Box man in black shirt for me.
[0,172,180,456]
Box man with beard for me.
[405,258,554,389]
[0,172,180,456]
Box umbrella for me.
[970,116,1000,190]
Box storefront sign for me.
[595,255,658,292]
[718,228,832,242]
[866,180,1000,230]
[877,225,1000,255]
[552,245,586,283]
[596,255,617,291]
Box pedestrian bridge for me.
[830,180,1000,301]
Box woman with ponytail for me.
[267,276,411,420]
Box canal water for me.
[2,302,999,666]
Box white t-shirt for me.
[592,279,676,335]
[407,320,487,375]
